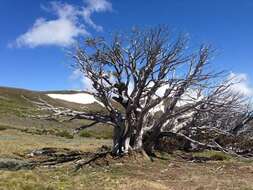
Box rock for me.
[0,158,33,171]
[114,162,123,166]
[28,147,60,157]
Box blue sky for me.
[0,0,253,94]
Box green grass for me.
[0,87,47,117]
[1,86,253,189]
[1,157,253,190]
[55,130,74,139]
[0,124,74,139]
[79,129,113,139]
[193,150,233,161]
[0,86,109,118]
[0,125,9,131]
[19,128,74,139]
[0,87,113,141]
[1,125,253,190]
[0,124,18,131]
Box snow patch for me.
[176,89,203,107]
[47,93,104,107]
[149,102,165,115]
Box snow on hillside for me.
[47,93,104,107]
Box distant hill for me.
[0,86,110,136]
[0,86,252,137]
[0,86,104,116]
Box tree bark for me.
[132,128,144,150]
[112,123,146,155]
[111,123,132,155]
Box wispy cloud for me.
[82,0,112,31]
[229,72,253,96]
[10,0,112,48]
[69,69,94,91]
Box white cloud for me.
[82,0,112,31]
[11,0,112,48]
[228,72,253,96]
[14,17,86,48]
[81,76,94,91]
[70,69,94,91]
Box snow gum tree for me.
[72,26,230,155]
[34,26,252,157]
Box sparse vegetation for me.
[1,25,253,189]
[0,86,253,189]
[193,150,233,161]
[79,129,113,139]
[0,125,9,131]
[21,128,74,139]
[56,130,74,139]
[0,156,253,190]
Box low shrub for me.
[0,125,8,131]
[79,130,113,139]
[193,150,232,161]
[55,130,73,139]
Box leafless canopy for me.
[35,26,253,156]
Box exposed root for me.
[75,151,111,171]
[15,146,153,171]
[20,147,92,168]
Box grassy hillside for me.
[0,86,43,117]
[0,87,253,190]
[0,86,113,139]
[0,87,105,116]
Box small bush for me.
[55,130,74,139]
[193,150,232,161]
[79,131,93,138]
[0,125,8,131]
[79,130,112,139]
[20,128,74,139]
[210,152,232,161]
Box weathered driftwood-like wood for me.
[31,26,252,157]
